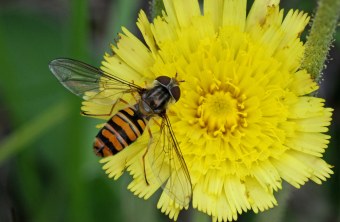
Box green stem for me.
[301,0,340,82]
[149,0,165,19]
[64,0,91,222]
[0,101,70,164]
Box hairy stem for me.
[301,0,340,82]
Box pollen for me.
[197,85,247,136]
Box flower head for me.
[85,0,333,221]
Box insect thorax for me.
[138,85,173,116]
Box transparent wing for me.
[49,58,144,104]
[147,114,192,208]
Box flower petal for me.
[163,0,201,28]
[222,0,247,31]
[112,27,154,79]
[246,0,280,31]
[204,0,224,31]
[245,176,277,213]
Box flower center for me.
[197,82,247,137]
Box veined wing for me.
[49,58,144,104]
[147,114,192,208]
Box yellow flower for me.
[84,0,333,221]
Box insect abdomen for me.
[94,106,147,157]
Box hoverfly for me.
[49,58,192,207]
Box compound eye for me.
[156,76,171,86]
[170,86,181,101]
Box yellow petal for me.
[112,27,154,78]
[222,0,247,31]
[246,0,280,31]
[245,176,277,213]
[204,0,224,31]
[163,0,200,28]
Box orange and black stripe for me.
[94,106,148,157]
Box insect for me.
[49,58,192,207]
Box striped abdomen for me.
[94,106,148,157]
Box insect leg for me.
[81,98,130,117]
[129,89,140,104]
[151,118,162,128]
[142,126,153,186]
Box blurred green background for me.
[0,0,338,222]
